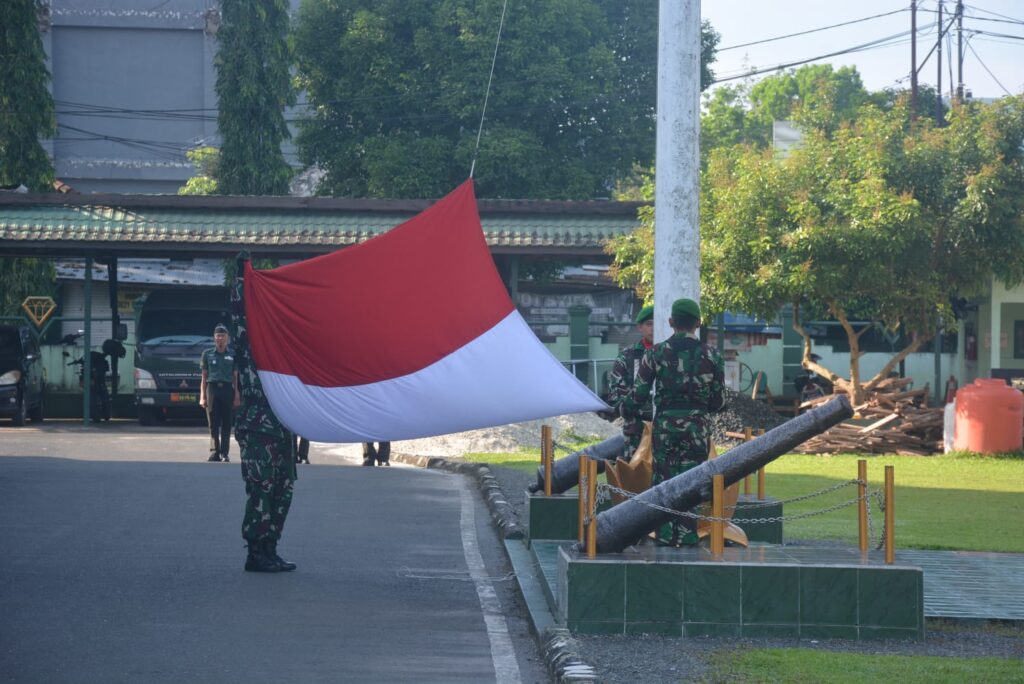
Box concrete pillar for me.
[568,305,592,386]
[83,256,92,426]
[653,0,701,343]
[990,275,1005,374]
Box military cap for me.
[214,324,229,334]
[671,298,701,321]
[634,304,654,324]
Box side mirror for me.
[114,323,128,341]
[62,351,70,358]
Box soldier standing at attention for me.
[199,324,239,463]
[621,298,726,546]
[606,305,655,457]
[231,261,298,573]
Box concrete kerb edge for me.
[391,453,525,539]
[391,452,599,683]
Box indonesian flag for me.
[244,180,608,443]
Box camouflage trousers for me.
[651,416,710,546]
[239,430,296,543]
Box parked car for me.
[0,325,45,426]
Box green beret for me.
[671,298,701,321]
[634,305,654,324]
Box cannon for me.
[589,396,853,554]
[528,433,626,494]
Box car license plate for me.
[170,393,197,403]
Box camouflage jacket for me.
[607,342,653,426]
[230,269,288,439]
[622,332,726,424]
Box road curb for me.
[391,453,524,539]
[393,452,598,683]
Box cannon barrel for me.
[528,433,626,494]
[591,396,853,554]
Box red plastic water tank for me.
[953,379,1024,453]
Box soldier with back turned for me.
[621,298,726,546]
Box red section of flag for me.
[244,180,514,387]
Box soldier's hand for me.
[199,397,206,408]
[233,393,241,408]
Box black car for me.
[0,325,45,425]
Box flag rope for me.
[469,0,510,179]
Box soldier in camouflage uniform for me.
[606,304,655,457]
[231,257,298,573]
[621,298,726,546]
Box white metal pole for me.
[654,0,701,343]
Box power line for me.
[717,6,910,52]
[712,30,914,84]
[965,41,1013,95]
[962,2,1024,24]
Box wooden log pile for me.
[794,377,944,455]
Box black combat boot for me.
[264,539,297,571]
[207,453,221,462]
[244,541,281,573]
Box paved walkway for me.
[531,541,1024,622]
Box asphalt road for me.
[0,421,548,683]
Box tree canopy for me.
[0,0,55,191]
[214,0,293,195]
[293,0,718,199]
[610,94,1024,402]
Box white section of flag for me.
[258,310,608,443]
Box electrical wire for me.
[717,6,910,52]
[966,41,1014,95]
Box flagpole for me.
[653,0,701,341]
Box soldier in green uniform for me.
[199,324,239,462]
[606,305,655,457]
[231,259,298,573]
[621,298,726,546]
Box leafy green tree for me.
[0,258,55,318]
[293,0,718,199]
[178,146,220,196]
[214,0,293,195]
[611,97,1024,403]
[0,0,55,191]
[701,64,870,153]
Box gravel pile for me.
[391,412,620,458]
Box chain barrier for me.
[723,478,867,510]
[596,482,883,526]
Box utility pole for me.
[956,0,964,102]
[936,0,943,125]
[653,0,701,343]
[910,1,918,120]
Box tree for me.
[178,146,220,196]
[610,97,1024,403]
[214,0,293,195]
[0,258,55,318]
[0,0,55,191]
[293,0,718,199]
[700,64,870,153]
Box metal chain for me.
[725,479,866,510]
[874,490,887,550]
[598,483,881,525]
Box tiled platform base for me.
[526,492,610,543]
[541,542,924,640]
[527,492,783,545]
[732,495,784,544]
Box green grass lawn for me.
[763,453,1024,552]
[468,447,1024,553]
[706,648,1024,684]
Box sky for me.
[700,0,1023,100]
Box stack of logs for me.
[794,377,943,455]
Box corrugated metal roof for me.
[0,195,642,255]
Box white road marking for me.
[459,479,522,684]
